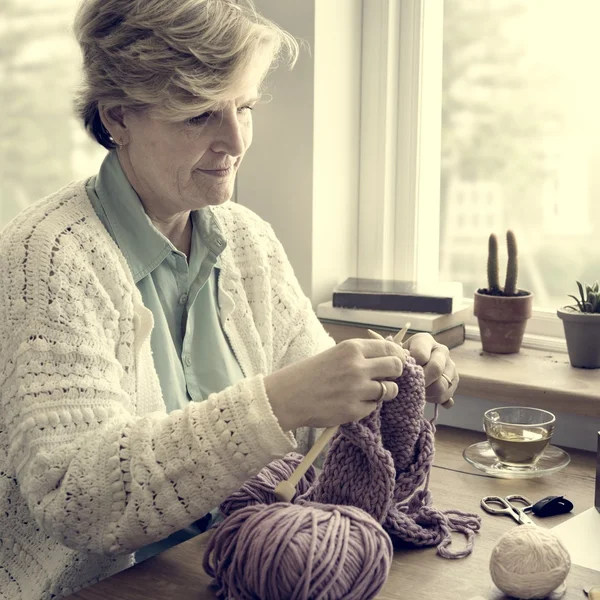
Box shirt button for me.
[216,238,224,247]
[179,294,188,305]
[184,355,192,367]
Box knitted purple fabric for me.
[204,354,482,598]
[300,355,481,557]
[219,356,481,559]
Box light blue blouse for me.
[86,150,245,561]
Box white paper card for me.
[551,507,600,571]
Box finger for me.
[425,373,458,400]
[367,355,405,380]
[350,398,380,423]
[440,361,457,385]
[448,372,459,397]
[426,370,459,403]
[425,378,446,401]
[366,379,399,402]
[403,333,435,366]
[420,345,448,387]
[442,398,455,409]
[383,381,399,401]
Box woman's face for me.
[118,89,257,218]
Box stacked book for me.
[317,277,468,349]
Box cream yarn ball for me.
[489,525,571,599]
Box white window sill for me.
[320,320,600,419]
[451,339,600,419]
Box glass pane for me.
[0,0,105,230]
[439,0,600,310]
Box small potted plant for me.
[473,230,533,353]
[557,281,600,368]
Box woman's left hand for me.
[402,333,458,407]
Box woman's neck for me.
[117,150,193,257]
[153,214,192,257]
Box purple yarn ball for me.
[203,502,393,600]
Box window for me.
[359,0,600,345]
[439,0,600,310]
[0,0,105,230]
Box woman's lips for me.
[197,166,234,178]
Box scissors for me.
[480,494,536,526]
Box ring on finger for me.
[441,373,453,387]
[376,380,387,402]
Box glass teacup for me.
[483,406,555,468]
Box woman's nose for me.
[211,112,247,157]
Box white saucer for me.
[463,441,571,479]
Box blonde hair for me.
[73,0,299,148]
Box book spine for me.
[317,310,440,332]
[332,292,453,314]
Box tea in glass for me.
[483,407,555,468]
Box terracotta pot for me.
[473,290,533,354]
[557,307,600,368]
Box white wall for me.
[238,2,598,455]
[237,0,362,305]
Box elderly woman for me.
[0,1,458,598]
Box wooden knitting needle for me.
[368,326,454,409]
[273,425,339,502]
[273,326,413,503]
[367,325,410,344]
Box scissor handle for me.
[504,494,534,511]
[480,495,514,515]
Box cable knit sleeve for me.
[0,215,295,557]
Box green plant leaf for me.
[577,281,585,306]
[568,294,584,312]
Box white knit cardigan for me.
[0,180,334,600]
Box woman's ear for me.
[99,105,129,147]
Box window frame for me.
[358,0,442,283]
[358,0,566,349]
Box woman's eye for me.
[188,112,212,125]
[187,106,253,125]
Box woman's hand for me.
[264,339,407,431]
[402,333,458,406]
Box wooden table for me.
[66,426,600,600]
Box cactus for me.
[483,230,520,296]
[504,230,518,296]
[487,234,500,292]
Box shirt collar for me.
[93,150,226,282]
